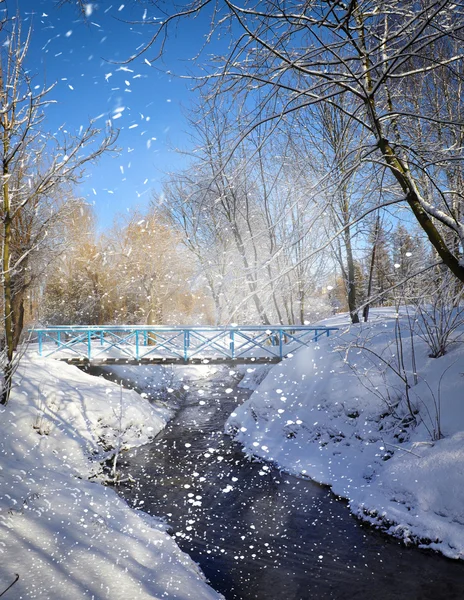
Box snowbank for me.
[226,309,464,559]
[0,357,222,599]
[236,363,274,391]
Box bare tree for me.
[159,176,234,324]
[308,102,368,323]
[171,98,275,324]
[139,0,464,287]
[0,21,117,405]
[161,93,331,325]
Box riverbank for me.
[113,364,464,600]
[0,357,223,599]
[226,308,464,560]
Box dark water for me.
[88,367,464,600]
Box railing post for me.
[38,331,43,356]
[135,330,139,360]
[100,330,104,346]
[184,329,190,361]
[144,331,148,346]
[87,330,92,359]
[327,329,330,337]
[279,329,283,359]
[230,330,235,359]
[57,331,61,348]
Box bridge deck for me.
[62,356,281,366]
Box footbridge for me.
[31,325,339,366]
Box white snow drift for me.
[227,309,464,560]
[0,358,222,599]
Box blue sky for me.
[17,1,210,228]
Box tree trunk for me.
[1,168,13,405]
[231,225,271,324]
[363,215,380,322]
[12,293,25,351]
[146,300,162,346]
[344,224,359,324]
[379,138,464,284]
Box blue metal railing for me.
[31,325,339,362]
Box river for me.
[87,365,464,600]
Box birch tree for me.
[162,95,330,325]
[160,177,235,324]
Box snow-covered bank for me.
[226,309,464,560]
[0,357,222,599]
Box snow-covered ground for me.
[3,307,463,599]
[227,308,464,560]
[0,358,223,599]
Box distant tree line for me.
[41,203,212,326]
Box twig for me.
[382,441,421,458]
[0,574,19,598]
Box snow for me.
[237,364,274,391]
[3,306,463,599]
[350,431,464,558]
[0,357,222,599]
[225,308,464,560]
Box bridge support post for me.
[87,330,92,359]
[230,330,235,359]
[184,330,190,361]
[279,329,283,359]
[135,331,139,360]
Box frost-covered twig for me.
[381,441,421,458]
[110,382,124,482]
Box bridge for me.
[32,325,339,365]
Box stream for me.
[86,366,464,600]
